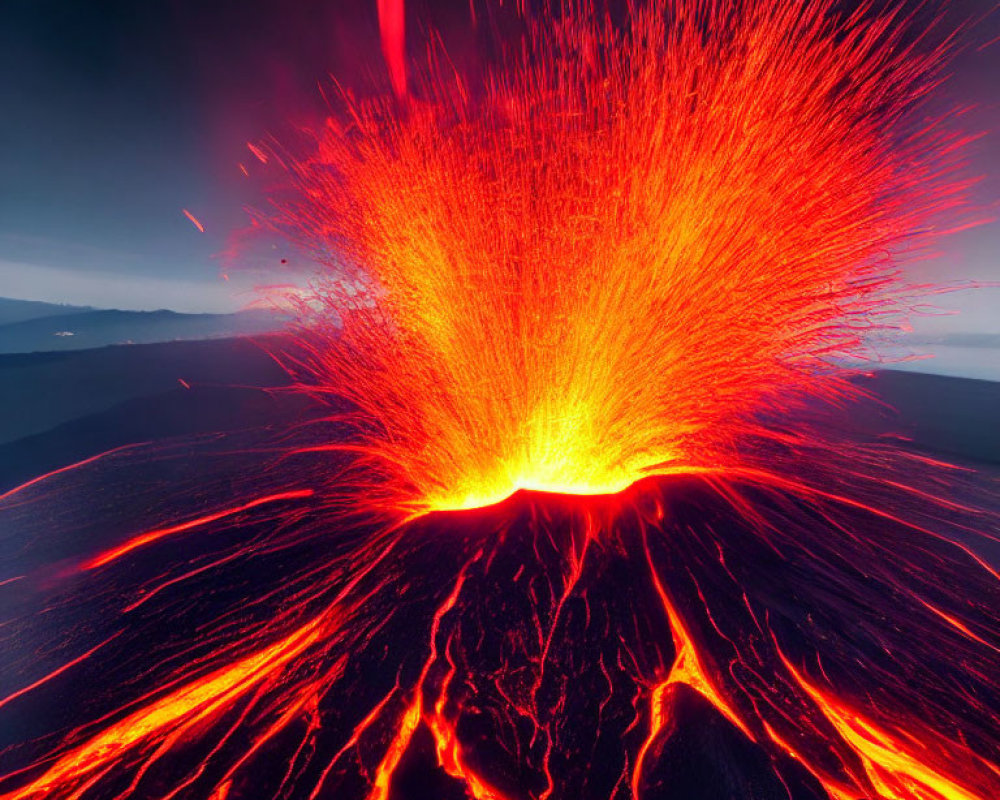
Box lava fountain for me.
[1,1,998,799]
[273,0,977,518]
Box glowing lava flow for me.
[2,615,333,800]
[81,489,315,570]
[1,2,999,799]
[775,651,999,800]
[631,526,753,798]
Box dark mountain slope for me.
[0,308,284,353]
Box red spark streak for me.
[247,142,268,164]
[377,0,407,99]
[182,208,205,233]
[81,489,315,570]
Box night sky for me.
[1,0,997,333]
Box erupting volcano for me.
[1,1,998,799]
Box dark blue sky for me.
[0,0,398,310]
[1,0,997,324]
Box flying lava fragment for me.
[1,2,998,800]
[377,0,407,99]
[182,208,206,233]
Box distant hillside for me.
[0,297,94,326]
[0,307,286,353]
[931,333,1000,349]
[854,370,1000,465]
[0,335,294,445]
[869,342,1000,382]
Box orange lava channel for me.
[777,652,999,800]
[3,616,330,800]
[633,532,753,796]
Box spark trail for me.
[1,2,999,799]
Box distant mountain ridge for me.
[923,332,1000,349]
[0,298,286,354]
[0,336,294,446]
[0,297,95,326]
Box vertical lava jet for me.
[272,0,977,519]
[0,2,998,799]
